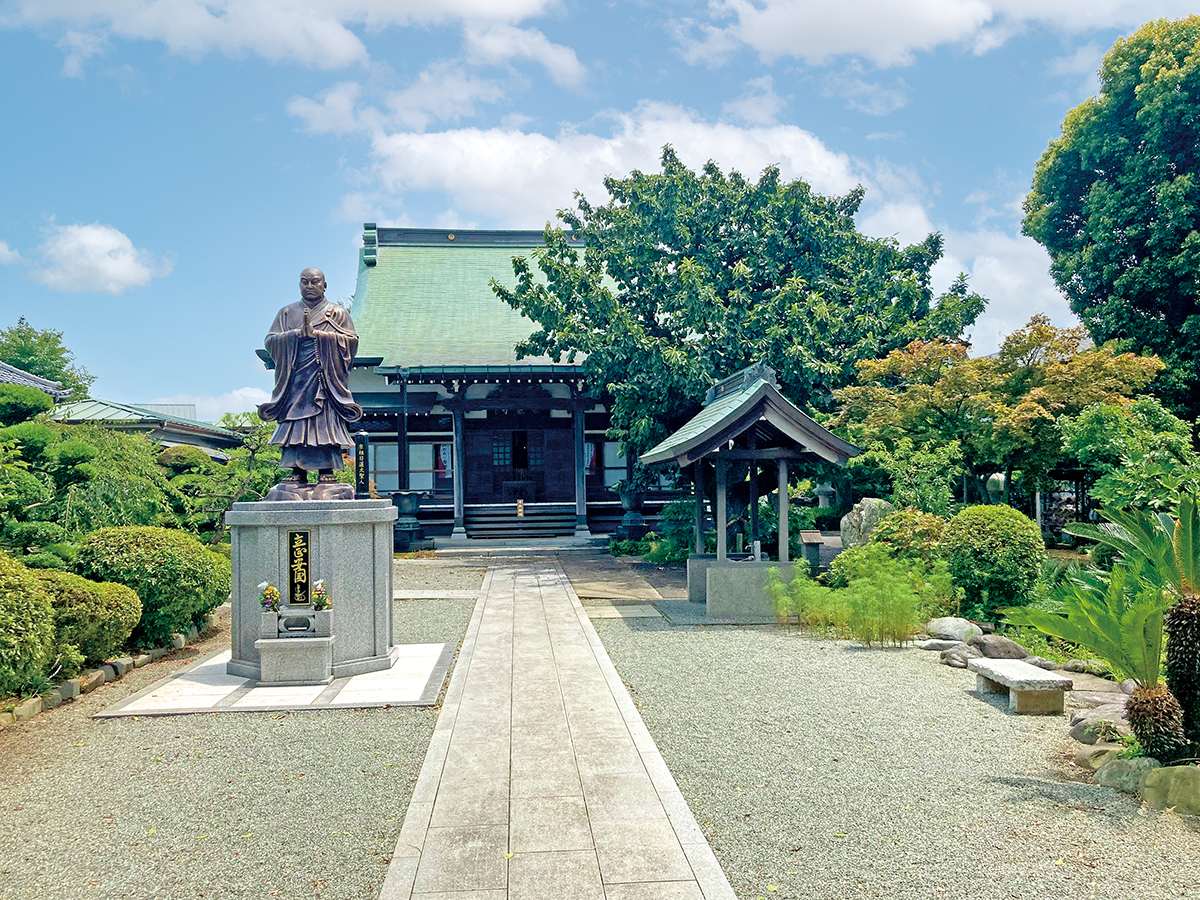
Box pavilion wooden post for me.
[694,461,705,554]
[778,459,789,564]
[715,460,728,562]
[450,407,467,540]
[748,434,758,554]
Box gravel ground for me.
[0,593,478,900]
[594,616,1200,900]
[392,560,486,593]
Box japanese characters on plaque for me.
[288,530,310,605]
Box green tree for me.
[0,317,94,400]
[493,147,985,458]
[165,412,283,544]
[1023,16,1200,418]
[834,316,1163,503]
[1060,396,1200,511]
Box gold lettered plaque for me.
[288,530,310,606]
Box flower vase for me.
[315,609,333,637]
[260,611,280,638]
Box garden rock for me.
[13,697,42,722]
[58,678,80,700]
[1095,757,1161,794]
[927,617,982,642]
[1140,766,1200,814]
[1073,691,1126,709]
[79,669,104,692]
[968,634,1029,659]
[1075,743,1123,771]
[40,690,61,710]
[1026,656,1057,670]
[940,643,982,668]
[1070,706,1131,744]
[839,498,895,549]
[1071,703,1128,727]
[916,639,960,651]
[1120,680,1137,695]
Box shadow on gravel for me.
[989,774,1139,825]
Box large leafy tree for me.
[493,147,985,457]
[1023,16,1200,417]
[0,317,94,400]
[834,315,1163,502]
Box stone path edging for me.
[378,562,735,899]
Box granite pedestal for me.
[225,499,398,683]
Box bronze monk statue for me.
[259,267,361,501]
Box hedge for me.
[940,504,1044,619]
[0,550,54,694]
[34,569,141,665]
[77,526,231,647]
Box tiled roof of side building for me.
[52,398,242,441]
[0,360,70,399]
[352,225,588,370]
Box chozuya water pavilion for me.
[639,362,860,621]
[307,225,654,541]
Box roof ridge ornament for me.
[704,361,778,406]
[362,222,377,267]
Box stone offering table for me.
[225,499,398,683]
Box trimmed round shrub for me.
[940,504,1044,620]
[77,526,231,647]
[869,508,947,565]
[157,445,211,473]
[0,550,54,695]
[0,383,53,426]
[34,569,141,664]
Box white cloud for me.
[0,241,22,265]
[821,64,908,115]
[56,29,106,77]
[463,24,586,88]
[148,387,271,421]
[721,75,786,125]
[935,229,1076,356]
[30,223,173,294]
[678,0,1199,68]
[858,197,1076,356]
[360,100,862,225]
[10,0,559,71]
[290,64,506,135]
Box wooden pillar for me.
[749,463,759,547]
[778,459,789,564]
[716,460,727,563]
[573,403,591,537]
[748,433,758,548]
[399,377,409,490]
[694,461,705,555]
[451,407,467,540]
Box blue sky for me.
[0,1,1194,419]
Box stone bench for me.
[967,657,1073,714]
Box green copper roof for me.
[640,364,860,468]
[52,398,242,443]
[351,227,574,369]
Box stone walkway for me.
[380,562,734,900]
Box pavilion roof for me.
[350,225,586,373]
[639,363,860,468]
[0,360,70,399]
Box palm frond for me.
[1002,561,1171,685]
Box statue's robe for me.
[258,299,363,472]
